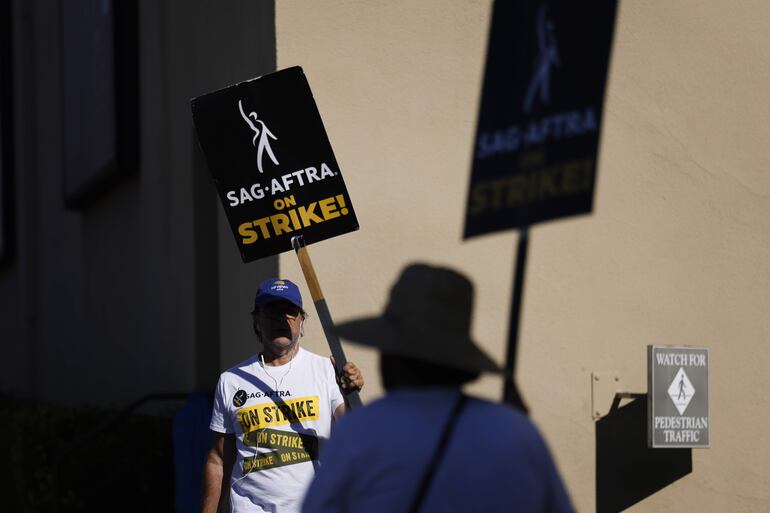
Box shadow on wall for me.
[596,394,691,513]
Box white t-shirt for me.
[210,347,345,513]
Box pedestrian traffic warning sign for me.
[648,345,710,448]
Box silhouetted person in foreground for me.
[302,263,573,513]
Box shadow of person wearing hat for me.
[302,264,573,513]
[201,278,365,513]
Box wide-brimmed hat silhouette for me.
[335,263,501,374]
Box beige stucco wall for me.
[277,1,770,511]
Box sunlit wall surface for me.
[277,1,770,511]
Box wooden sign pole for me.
[503,227,530,413]
[291,235,363,409]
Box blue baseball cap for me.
[253,278,303,311]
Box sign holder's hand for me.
[331,356,364,392]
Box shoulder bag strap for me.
[407,393,469,513]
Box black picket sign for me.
[464,1,618,237]
[192,66,359,262]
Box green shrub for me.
[0,393,176,513]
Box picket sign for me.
[464,1,619,410]
[192,67,361,408]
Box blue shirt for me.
[302,388,573,513]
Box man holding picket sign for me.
[192,67,366,513]
[200,278,363,513]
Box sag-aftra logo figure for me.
[239,99,280,174]
[523,4,559,113]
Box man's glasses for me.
[262,301,302,319]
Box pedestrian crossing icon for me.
[667,367,695,415]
